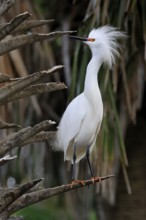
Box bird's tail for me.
[48,130,63,152]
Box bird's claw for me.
[67,177,102,188]
[91,176,102,184]
[68,180,86,188]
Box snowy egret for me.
[56,26,124,182]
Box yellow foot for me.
[68,180,85,188]
[91,176,102,184]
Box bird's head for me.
[70,26,125,68]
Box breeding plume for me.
[57,26,124,181]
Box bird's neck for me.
[84,56,102,102]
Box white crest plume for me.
[88,26,125,68]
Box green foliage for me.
[15,198,71,220]
[32,0,48,14]
[16,206,53,220]
[89,210,97,220]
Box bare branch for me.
[0,178,43,213]
[0,0,15,17]
[0,31,76,55]
[0,120,21,129]
[19,131,56,146]
[0,155,17,166]
[8,175,114,215]
[0,12,31,40]
[0,73,11,83]
[0,120,56,157]
[11,19,55,34]
[0,131,55,152]
[0,66,63,106]
[6,82,67,102]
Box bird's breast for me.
[66,101,103,163]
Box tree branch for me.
[0,31,76,55]
[19,131,56,147]
[11,19,55,34]
[0,155,17,166]
[0,0,15,17]
[0,120,56,157]
[0,66,63,106]
[0,178,43,220]
[0,12,31,40]
[7,175,114,215]
[0,73,11,83]
[6,82,67,102]
[0,178,43,212]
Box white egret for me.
[56,26,124,183]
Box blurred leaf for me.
[108,82,128,166]
[69,36,81,100]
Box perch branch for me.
[0,12,31,40]
[0,65,63,105]
[6,82,67,102]
[0,31,76,55]
[0,0,15,17]
[0,155,17,166]
[8,175,114,215]
[0,120,56,157]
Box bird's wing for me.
[57,93,86,151]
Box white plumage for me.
[56,26,124,178]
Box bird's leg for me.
[68,144,85,188]
[86,147,94,177]
[86,146,101,184]
[72,143,77,181]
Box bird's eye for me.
[87,38,95,42]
